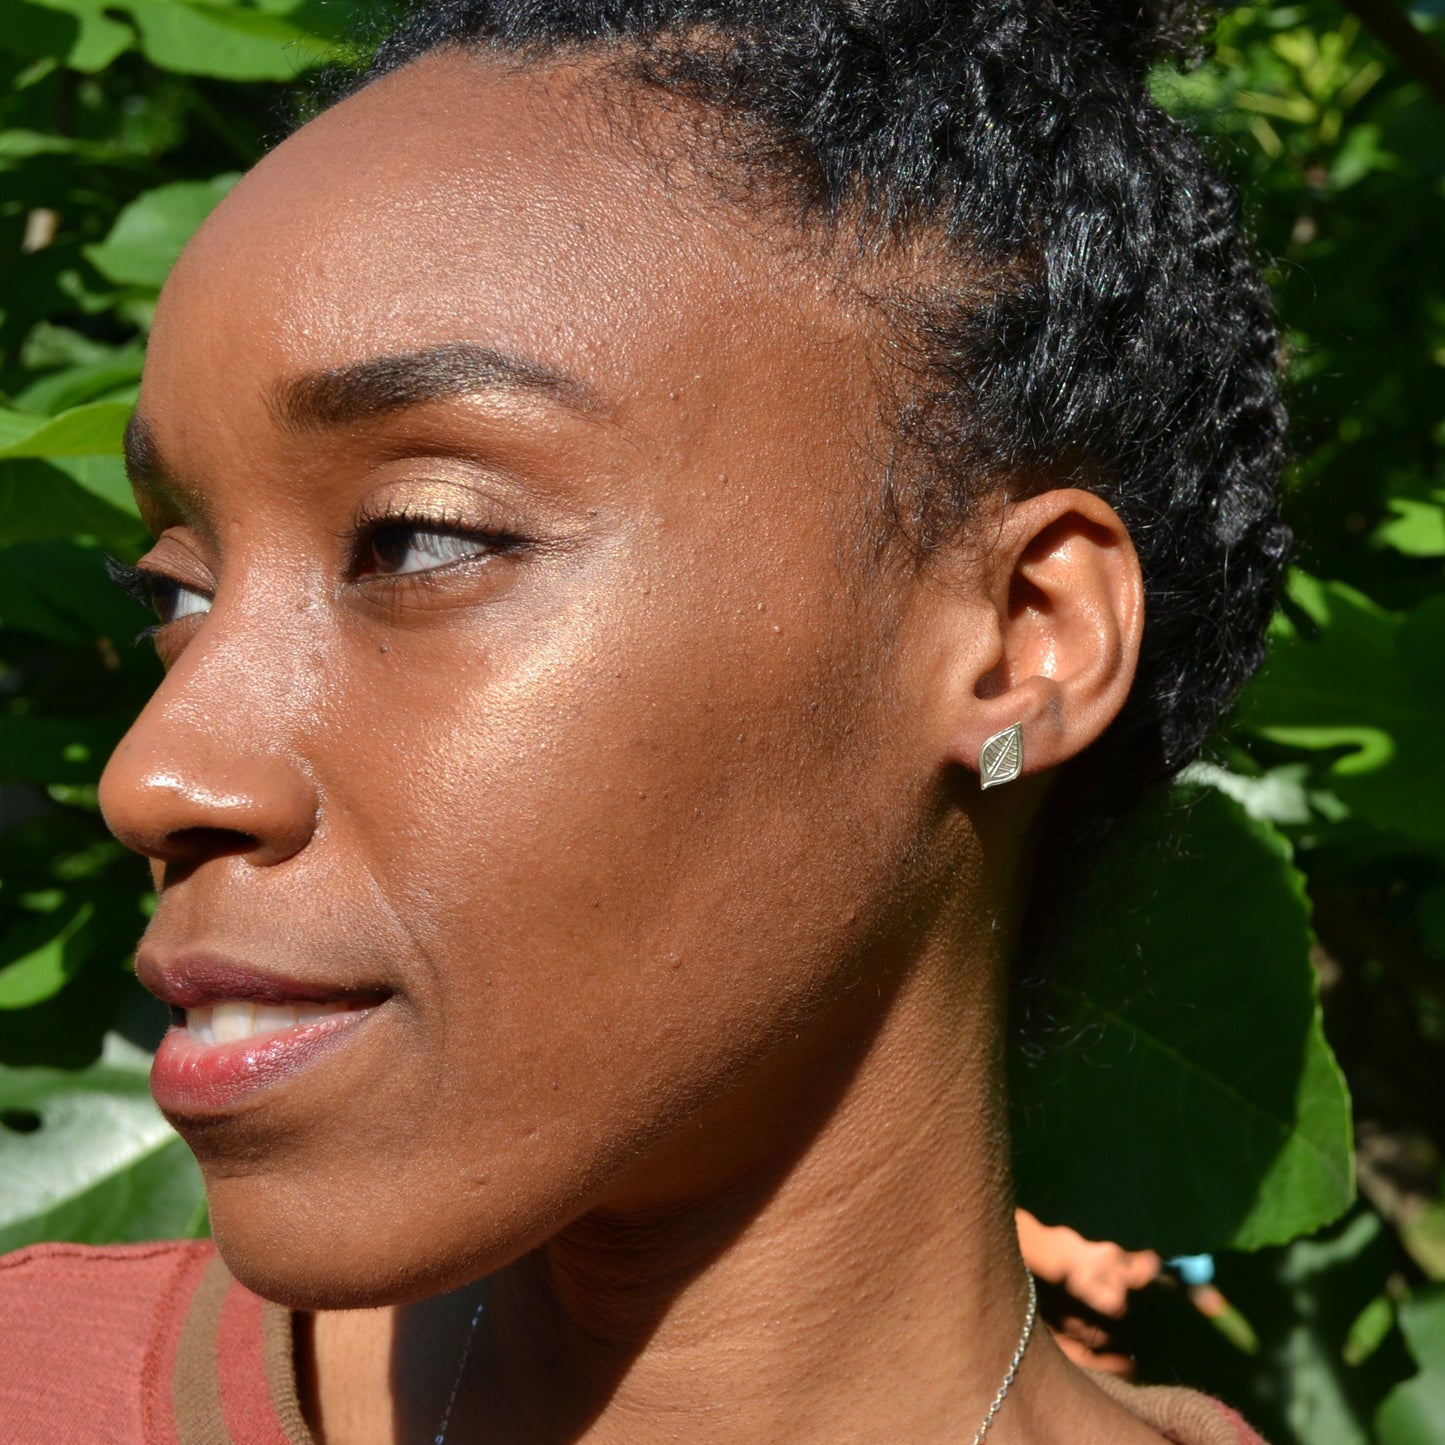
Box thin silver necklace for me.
[969,1271,1038,1445]
[433,1299,486,1445]
[434,1272,1037,1444]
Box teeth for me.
[211,1002,255,1043]
[185,1000,354,1044]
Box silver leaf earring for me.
[979,723,1024,790]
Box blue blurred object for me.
[1167,1254,1216,1287]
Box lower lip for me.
[150,1008,378,1116]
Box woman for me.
[0,2,1284,1441]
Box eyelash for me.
[105,556,186,645]
[104,508,526,640]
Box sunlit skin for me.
[98,49,1160,1445]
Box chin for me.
[196,1162,556,1311]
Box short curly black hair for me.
[352,0,1289,839]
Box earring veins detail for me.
[979,723,1023,790]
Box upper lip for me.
[136,951,391,1011]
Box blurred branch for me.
[1339,0,1445,107]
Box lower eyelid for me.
[369,552,495,587]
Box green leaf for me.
[50,455,142,521]
[1375,488,1445,557]
[1271,1213,1405,1445]
[1330,122,1392,189]
[0,537,152,643]
[0,0,82,63]
[1376,1287,1445,1445]
[0,1034,205,1251]
[0,903,94,1010]
[85,174,239,291]
[23,0,135,71]
[0,402,130,459]
[13,348,145,414]
[1012,786,1354,1254]
[123,0,338,81]
[1181,760,1343,827]
[1243,575,1445,847]
[0,459,141,547]
[0,129,99,162]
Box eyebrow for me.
[122,342,606,501]
[123,410,191,508]
[271,342,605,431]
[123,409,162,486]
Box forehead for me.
[145,49,874,453]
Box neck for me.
[460,954,1034,1444]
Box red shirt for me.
[0,1241,1268,1443]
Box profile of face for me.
[99,49,1142,1310]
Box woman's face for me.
[99,51,981,1306]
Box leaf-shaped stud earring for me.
[979,723,1023,790]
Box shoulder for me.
[1091,1372,1272,1445]
[0,1240,216,1443]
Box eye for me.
[106,558,212,630]
[361,523,509,578]
[147,576,213,625]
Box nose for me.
[100,688,319,877]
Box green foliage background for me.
[0,2,1440,1440]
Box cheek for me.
[332,566,892,1068]
[198,562,916,1306]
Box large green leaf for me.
[123,0,338,80]
[0,402,130,459]
[0,902,94,1010]
[0,459,142,547]
[50,455,143,521]
[1242,574,1445,847]
[85,174,240,291]
[0,0,83,63]
[0,538,152,640]
[1376,1287,1445,1445]
[0,1034,205,1251]
[12,347,145,414]
[23,0,135,71]
[1012,785,1354,1254]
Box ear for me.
[935,488,1144,787]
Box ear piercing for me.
[979,723,1024,790]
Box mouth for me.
[179,999,363,1045]
[140,955,391,1117]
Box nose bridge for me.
[99,611,322,869]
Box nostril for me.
[170,825,263,856]
[2,1110,43,1135]
[158,826,265,876]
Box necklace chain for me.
[433,1299,486,1445]
[970,1270,1038,1445]
[434,1272,1036,1445]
